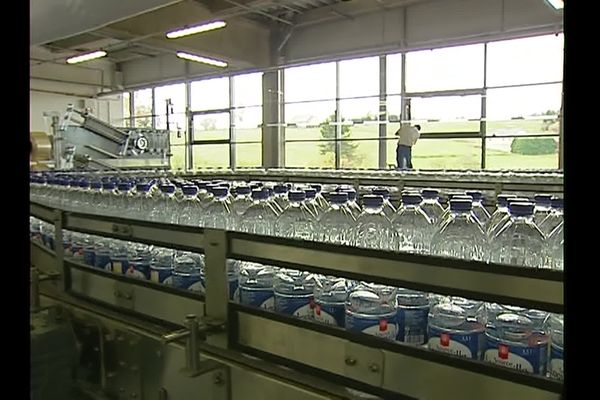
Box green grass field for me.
[170,119,559,171]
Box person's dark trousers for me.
[396,144,413,169]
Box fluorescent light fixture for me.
[166,21,227,39]
[66,50,107,64]
[176,51,228,68]
[545,0,564,10]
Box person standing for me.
[394,124,421,169]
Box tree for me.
[134,105,152,128]
[199,118,217,131]
[318,114,363,167]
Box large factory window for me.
[133,88,153,128]
[191,77,229,111]
[386,53,402,96]
[284,62,336,102]
[231,73,263,167]
[408,95,482,134]
[122,92,131,127]
[339,56,379,98]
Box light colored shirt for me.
[395,125,420,146]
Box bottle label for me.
[240,288,275,310]
[70,245,84,260]
[275,295,314,320]
[150,268,173,284]
[397,305,429,345]
[483,334,548,375]
[173,275,205,294]
[94,254,111,270]
[314,302,345,327]
[549,344,563,381]
[229,279,239,302]
[428,326,484,360]
[111,260,128,274]
[126,261,150,280]
[345,314,398,340]
[83,249,95,266]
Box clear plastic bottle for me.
[431,199,488,262]
[538,197,563,236]
[203,186,233,230]
[488,197,530,239]
[274,190,316,241]
[392,193,433,254]
[150,247,175,285]
[149,184,178,224]
[420,189,445,225]
[546,314,564,381]
[131,183,153,221]
[310,184,329,210]
[465,190,491,227]
[395,288,430,345]
[353,195,393,250]
[371,187,396,220]
[88,181,103,215]
[274,269,317,320]
[238,261,276,310]
[178,185,201,227]
[345,282,398,340]
[428,298,485,359]
[313,276,351,327]
[172,252,205,293]
[548,222,563,271]
[341,188,362,220]
[484,312,548,376]
[116,182,135,217]
[490,202,547,268]
[241,189,278,236]
[70,180,90,213]
[304,188,324,219]
[533,194,553,227]
[99,182,118,217]
[93,238,113,270]
[109,240,134,274]
[272,184,290,213]
[487,194,517,237]
[319,192,356,246]
[230,186,253,220]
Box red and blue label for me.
[397,306,429,345]
[314,302,345,327]
[240,288,275,310]
[428,325,484,360]
[345,313,398,340]
[274,294,315,320]
[483,334,548,375]
[549,344,563,381]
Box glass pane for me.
[408,95,481,134]
[284,62,336,102]
[122,92,131,127]
[339,56,379,98]
[486,84,562,136]
[387,53,402,95]
[166,114,187,145]
[191,77,229,111]
[340,139,379,169]
[285,141,335,168]
[386,95,402,123]
[339,97,380,139]
[233,106,262,143]
[485,137,558,170]
[487,34,564,87]
[406,44,484,92]
[233,73,263,107]
[170,145,186,171]
[193,113,229,141]
[285,101,336,127]
[235,143,262,167]
[192,144,230,168]
[155,83,186,130]
[387,138,482,170]
[133,88,153,128]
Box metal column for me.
[481,43,488,169]
[229,76,236,169]
[335,62,342,169]
[379,55,387,169]
[262,70,284,168]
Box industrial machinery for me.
[30,170,564,400]
[49,105,171,171]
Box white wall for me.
[30,91,124,133]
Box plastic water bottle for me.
[304,188,324,219]
[93,238,112,270]
[487,197,530,239]
[428,297,485,359]
[150,247,175,285]
[484,312,548,375]
[372,188,396,219]
[392,193,433,254]
[241,189,278,236]
[490,202,547,268]
[548,222,563,271]
[131,183,153,221]
[274,190,316,240]
[116,182,135,217]
[230,186,253,219]
[465,190,491,227]
[345,282,398,340]
[30,217,42,242]
[539,197,563,236]
[272,184,290,213]
[126,243,153,280]
[238,261,276,310]
[178,185,201,227]
[149,184,178,224]
[341,188,362,219]
[487,194,517,236]
[431,199,488,262]
[420,189,445,225]
[274,269,317,319]
[109,240,133,274]
[396,288,430,345]
[88,181,103,215]
[203,186,233,230]
[533,194,553,227]
[310,184,330,210]
[352,195,392,250]
[70,180,89,213]
[313,276,351,327]
[319,192,355,246]
[196,181,212,208]
[546,314,564,381]
[172,252,205,293]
